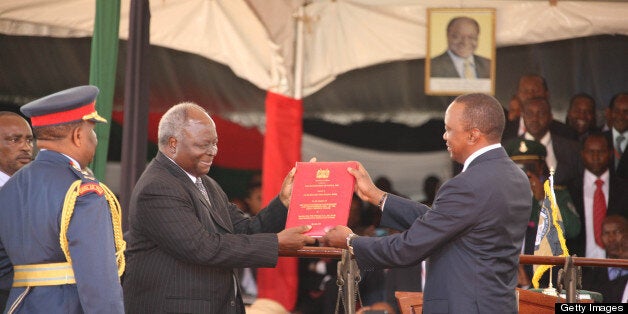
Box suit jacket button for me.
[230,300,236,306]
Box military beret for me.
[20,85,107,127]
[503,139,547,161]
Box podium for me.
[394,289,593,314]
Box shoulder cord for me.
[59,180,126,277]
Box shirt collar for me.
[462,143,501,172]
[165,154,197,183]
[0,170,10,187]
[584,169,610,185]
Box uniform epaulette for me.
[78,182,105,196]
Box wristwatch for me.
[345,233,358,255]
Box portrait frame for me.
[425,8,496,96]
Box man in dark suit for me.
[502,75,577,142]
[582,215,627,303]
[429,16,491,79]
[565,93,599,143]
[325,93,531,313]
[123,102,315,313]
[520,97,582,186]
[567,133,628,258]
[605,92,628,179]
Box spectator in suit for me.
[0,112,33,188]
[123,102,315,313]
[566,93,599,142]
[521,97,582,186]
[567,133,628,258]
[582,215,627,303]
[325,93,531,313]
[605,92,628,178]
[0,111,33,310]
[429,16,491,79]
[502,75,577,142]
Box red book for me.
[286,161,358,237]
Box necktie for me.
[463,59,474,79]
[195,177,211,205]
[593,179,607,248]
[616,135,625,169]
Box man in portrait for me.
[430,16,491,79]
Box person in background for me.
[567,132,628,258]
[507,95,522,123]
[566,93,599,142]
[582,215,627,303]
[325,93,531,313]
[0,111,34,312]
[604,92,628,178]
[123,102,314,313]
[0,86,125,313]
[521,97,582,186]
[430,16,491,79]
[503,138,581,288]
[0,112,33,188]
[420,175,441,207]
[502,75,577,142]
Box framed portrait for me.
[425,8,496,96]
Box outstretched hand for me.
[322,225,353,249]
[347,161,386,206]
[277,225,316,251]
[279,157,317,207]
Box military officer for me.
[0,86,125,313]
[504,138,581,288]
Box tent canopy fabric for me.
[2,0,628,127]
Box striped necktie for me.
[195,177,211,205]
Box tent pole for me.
[293,4,305,100]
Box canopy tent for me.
[2,0,628,124]
[3,0,628,311]
[2,0,628,195]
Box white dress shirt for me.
[447,50,476,79]
[0,170,9,188]
[462,143,501,172]
[582,169,609,259]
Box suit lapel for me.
[155,152,233,233]
[198,176,233,233]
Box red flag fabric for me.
[257,91,303,311]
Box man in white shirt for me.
[0,112,33,188]
[521,97,582,186]
[568,133,628,258]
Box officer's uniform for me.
[0,86,125,313]
[504,139,582,288]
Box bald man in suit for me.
[123,102,314,313]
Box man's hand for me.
[279,157,317,207]
[322,225,353,249]
[277,225,316,251]
[347,161,385,206]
